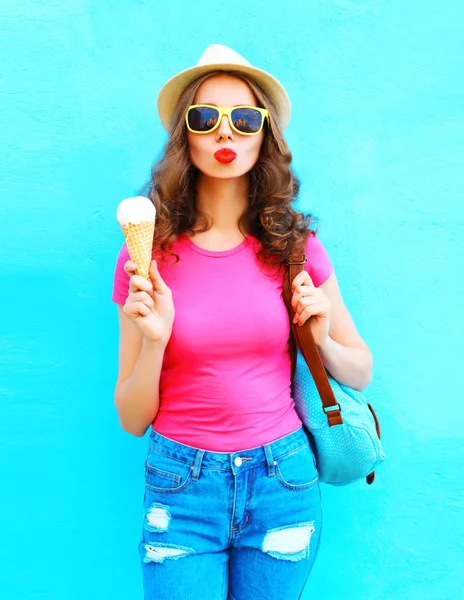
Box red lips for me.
[214,148,237,164]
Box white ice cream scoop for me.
[116,196,156,226]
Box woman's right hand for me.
[123,259,175,344]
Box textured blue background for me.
[1,1,463,598]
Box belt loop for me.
[264,445,276,477]
[191,450,205,481]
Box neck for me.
[195,172,249,233]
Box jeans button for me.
[234,457,243,467]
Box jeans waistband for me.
[148,427,309,474]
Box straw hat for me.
[157,44,291,133]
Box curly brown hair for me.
[140,71,315,267]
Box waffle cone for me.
[120,220,155,280]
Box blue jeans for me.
[139,426,323,600]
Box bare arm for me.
[114,307,167,436]
[318,273,373,390]
[292,271,373,390]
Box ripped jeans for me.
[139,426,323,600]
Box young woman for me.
[112,44,372,600]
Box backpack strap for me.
[282,232,343,427]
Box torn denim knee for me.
[142,543,194,564]
[262,521,316,561]
[144,502,171,533]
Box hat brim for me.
[157,62,291,133]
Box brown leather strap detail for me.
[326,407,344,426]
[282,233,343,427]
[368,403,381,438]
[366,404,381,484]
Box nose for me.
[215,115,234,142]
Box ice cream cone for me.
[116,196,157,280]
[120,220,155,280]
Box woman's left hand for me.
[291,270,331,349]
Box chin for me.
[211,168,249,180]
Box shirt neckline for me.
[186,235,250,258]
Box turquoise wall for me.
[1,1,462,598]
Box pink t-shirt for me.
[112,233,333,451]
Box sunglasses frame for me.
[185,104,269,136]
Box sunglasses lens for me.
[187,107,219,132]
[231,108,263,133]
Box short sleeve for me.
[112,243,131,304]
[304,233,334,287]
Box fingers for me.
[129,274,154,295]
[291,270,314,292]
[130,291,155,310]
[149,260,170,295]
[291,285,317,312]
[125,281,155,320]
[123,301,150,319]
[292,281,330,324]
[124,260,138,276]
[293,298,326,325]
[127,260,170,296]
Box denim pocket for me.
[145,445,193,494]
[275,442,318,491]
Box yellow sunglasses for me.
[185,104,269,136]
